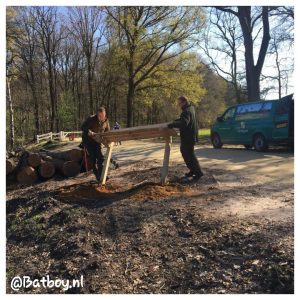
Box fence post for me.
[59,131,64,141]
[50,132,53,141]
[36,135,39,144]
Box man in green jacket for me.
[81,107,110,182]
[168,96,203,181]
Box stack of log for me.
[6,148,89,185]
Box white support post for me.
[59,131,64,141]
[36,135,39,144]
[160,135,172,185]
[100,143,114,185]
[50,132,53,141]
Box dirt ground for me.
[6,140,294,294]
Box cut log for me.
[17,166,38,185]
[42,149,83,162]
[38,160,55,178]
[27,153,42,167]
[40,154,80,177]
[6,159,16,175]
[11,151,29,177]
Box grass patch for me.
[170,128,211,144]
[199,128,211,137]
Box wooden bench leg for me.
[100,143,113,185]
[160,136,172,185]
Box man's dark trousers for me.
[180,143,203,176]
[86,143,104,181]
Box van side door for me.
[218,107,236,142]
[235,102,273,144]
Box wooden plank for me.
[100,143,113,185]
[160,136,172,185]
[101,131,175,144]
[93,123,177,143]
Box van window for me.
[261,102,272,111]
[223,107,235,121]
[236,102,272,120]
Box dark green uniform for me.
[170,103,203,177]
[81,115,110,181]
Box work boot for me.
[185,171,194,177]
[192,172,204,181]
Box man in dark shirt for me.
[168,96,203,181]
[81,107,110,182]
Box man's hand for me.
[88,129,96,137]
[167,123,174,129]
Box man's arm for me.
[169,110,190,129]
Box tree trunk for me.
[54,66,59,132]
[88,60,93,114]
[126,76,135,127]
[113,88,117,123]
[7,77,15,150]
[47,63,56,132]
[29,64,40,135]
[238,6,270,101]
[238,7,259,101]
[274,44,282,98]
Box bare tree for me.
[15,7,42,135]
[68,7,106,114]
[31,7,64,132]
[201,8,245,102]
[6,7,19,149]
[261,6,294,99]
[215,6,272,101]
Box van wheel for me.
[211,133,223,149]
[244,144,252,150]
[253,133,268,152]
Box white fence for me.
[36,131,82,143]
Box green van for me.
[210,94,294,152]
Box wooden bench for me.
[92,123,177,185]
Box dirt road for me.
[113,140,293,184]
[112,140,294,221]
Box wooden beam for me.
[92,123,177,144]
[100,143,114,185]
[160,135,172,185]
